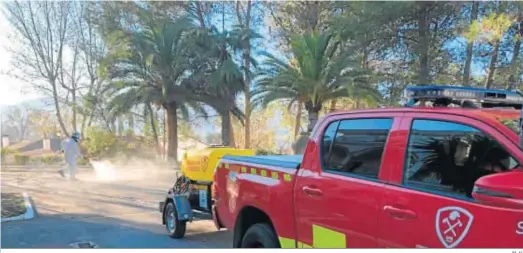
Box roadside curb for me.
[1,193,35,223]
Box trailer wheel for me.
[240,223,280,248]
[164,202,187,238]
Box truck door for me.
[379,113,523,248]
[294,114,402,248]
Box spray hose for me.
[173,175,191,195]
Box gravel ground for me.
[0,166,232,248]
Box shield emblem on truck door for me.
[435,206,474,248]
[201,157,209,172]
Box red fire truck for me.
[211,85,523,248]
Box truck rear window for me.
[499,119,520,135]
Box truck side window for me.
[323,118,393,179]
[404,119,518,198]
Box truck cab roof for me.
[328,107,519,121]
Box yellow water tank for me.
[181,146,256,183]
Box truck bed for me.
[221,154,303,169]
[213,154,301,243]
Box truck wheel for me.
[164,202,187,238]
[241,223,280,248]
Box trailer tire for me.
[240,223,280,248]
[164,202,187,239]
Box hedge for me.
[14,154,30,165]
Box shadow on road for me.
[1,212,232,248]
[1,168,231,249]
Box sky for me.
[0,11,43,106]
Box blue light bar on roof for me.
[404,85,523,104]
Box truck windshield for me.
[499,119,520,135]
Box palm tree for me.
[252,31,379,134]
[182,24,259,146]
[104,15,207,162]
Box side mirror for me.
[472,171,523,209]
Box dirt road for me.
[1,166,231,248]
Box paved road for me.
[1,166,232,248]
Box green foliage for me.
[500,119,519,134]
[77,157,90,166]
[1,148,14,157]
[256,149,279,155]
[253,31,379,132]
[30,155,62,165]
[82,126,121,158]
[41,155,63,165]
[14,154,30,165]
[466,13,514,43]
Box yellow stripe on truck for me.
[278,225,347,248]
[298,241,313,248]
[278,237,295,248]
[313,224,346,248]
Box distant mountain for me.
[0,97,53,113]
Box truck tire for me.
[164,201,187,239]
[240,223,280,248]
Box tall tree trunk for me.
[229,114,236,148]
[463,1,478,86]
[86,81,102,129]
[117,116,124,136]
[127,113,135,134]
[52,81,69,137]
[238,1,253,149]
[307,110,319,133]
[163,109,167,160]
[294,102,302,140]
[166,102,179,163]
[507,39,521,90]
[485,40,500,89]
[221,109,231,146]
[147,103,160,154]
[111,119,116,133]
[417,2,431,85]
[80,114,87,134]
[72,90,77,131]
[507,20,523,90]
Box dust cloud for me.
[80,156,175,182]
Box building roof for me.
[5,138,63,154]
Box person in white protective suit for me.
[58,132,83,180]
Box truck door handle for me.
[302,186,323,197]
[383,205,417,220]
